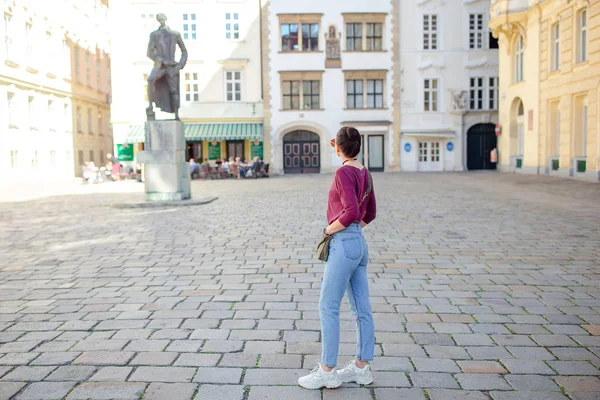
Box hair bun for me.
[346,127,360,140]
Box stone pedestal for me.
[136,120,191,201]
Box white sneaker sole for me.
[298,379,342,390]
[341,376,374,385]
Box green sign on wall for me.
[117,144,134,162]
[250,141,263,159]
[208,141,221,160]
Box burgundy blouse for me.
[327,166,376,227]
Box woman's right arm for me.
[361,190,377,227]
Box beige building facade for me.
[490,0,599,182]
[0,0,112,183]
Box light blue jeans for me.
[319,223,375,367]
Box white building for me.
[111,0,264,166]
[0,0,111,183]
[263,0,399,174]
[399,0,499,172]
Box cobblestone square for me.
[0,173,599,399]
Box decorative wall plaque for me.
[325,25,341,69]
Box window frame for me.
[365,23,383,51]
[342,14,386,52]
[280,72,323,111]
[183,72,200,103]
[514,35,524,82]
[551,22,560,72]
[488,77,498,110]
[346,79,364,109]
[225,12,240,40]
[183,13,197,41]
[469,14,484,50]
[87,108,93,134]
[469,77,484,111]
[346,23,362,51]
[366,79,384,109]
[279,16,320,53]
[577,8,587,63]
[224,70,243,102]
[423,14,438,50]
[343,71,386,109]
[423,78,439,112]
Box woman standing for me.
[299,126,376,390]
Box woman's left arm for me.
[324,171,359,235]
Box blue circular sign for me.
[447,142,454,152]
[404,143,412,152]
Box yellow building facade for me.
[490,0,599,181]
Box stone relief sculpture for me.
[146,13,188,121]
[449,89,467,112]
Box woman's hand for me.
[325,220,345,235]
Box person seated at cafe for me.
[223,158,230,175]
[189,158,199,179]
[237,157,248,178]
[215,158,223,167]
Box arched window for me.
[514,35,524,82]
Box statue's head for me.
[156,13,167,27]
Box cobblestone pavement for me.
[0,172,599,400]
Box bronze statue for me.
[146,13,188,120]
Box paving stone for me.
[193,367,242,384]
[45,366,96,381]
[145,383,197,400]
[531,334,578,347]
[547,361,600,375]
[258,354,302,368]
[410,372,459,388]
[411,357,460,373]
[129,367,196,383]
[366,371,410,387]
[248,386,321,400]
[505,374,560,390]
[382,344,426,357]
[201,340,244,353]
[0,382,26,400]
[554,376,600,392]
[72,351,135,365]
[428,389,489,400]
[453,334,494,346]
[124,340,170,352]
[16,382,75,400]
[219,353,258,367]
[282,331,319,342]
[130,352,178,366]
[193,384,244,400]
[455,373,511,390]
[175,353,221,367]
[500,359,556,375]
[30,352,80,366]
[66,382,146,399]
[491,334,536,347]
[458,361,507,374]
[412,334,455,346]
[243,369,306,385]
[1,366,55,381]
[244,341,285,354]
[371,357,414,372]
[166,340,203,353]
[89,367,132,382]
[507,346,555,360]
[489,391,568,400]
[322,387,372,399]
[424,345,470,359]
[374,388,427,400]
[189,329,230,340]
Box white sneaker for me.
[298,364,342,389]
[337,360,374,385]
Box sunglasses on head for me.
[330,139,336,147]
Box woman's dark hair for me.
[336,126,361,158]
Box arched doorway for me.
[509,98,525,160]
[283,130,320,173]
[467,123,497,170]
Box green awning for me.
[185,123,263,141]
[123,123,263,143]
[123,124,145,143]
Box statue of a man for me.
[146,13,188,120]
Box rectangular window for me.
[87,108,93,134]
[302,23,319,51]
[424,78,438,112]
[28,96,35,129]
[183,13,197,40]
[96,55,102,91]
[577,9,587,63]
[302,80,320,109]
[489,77,498,110]
[10,150,18,169]
[76,106,82,132]
[85,52,91,86]
[551,23,560,71]
[7,92,16,127]
[281,23,299,51]
[515,36,524,82]
[423,14,437,50]
[225,70,242,102]
[469,77,484,110]
[4,13,12,60]
[346,80,364,109]
[225,13,239,40]
[89,150,94,164]
[366,79,384,109]
[142,13,156,33]
[25,22,33,62]
[74,47,80,82]
[469,14,484,49]
[184,72,199,102]
[346,23,362,51]
[282,80,300,110]
[366,23,383,51]
[78,150,84,166]
[98,112,103,136]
